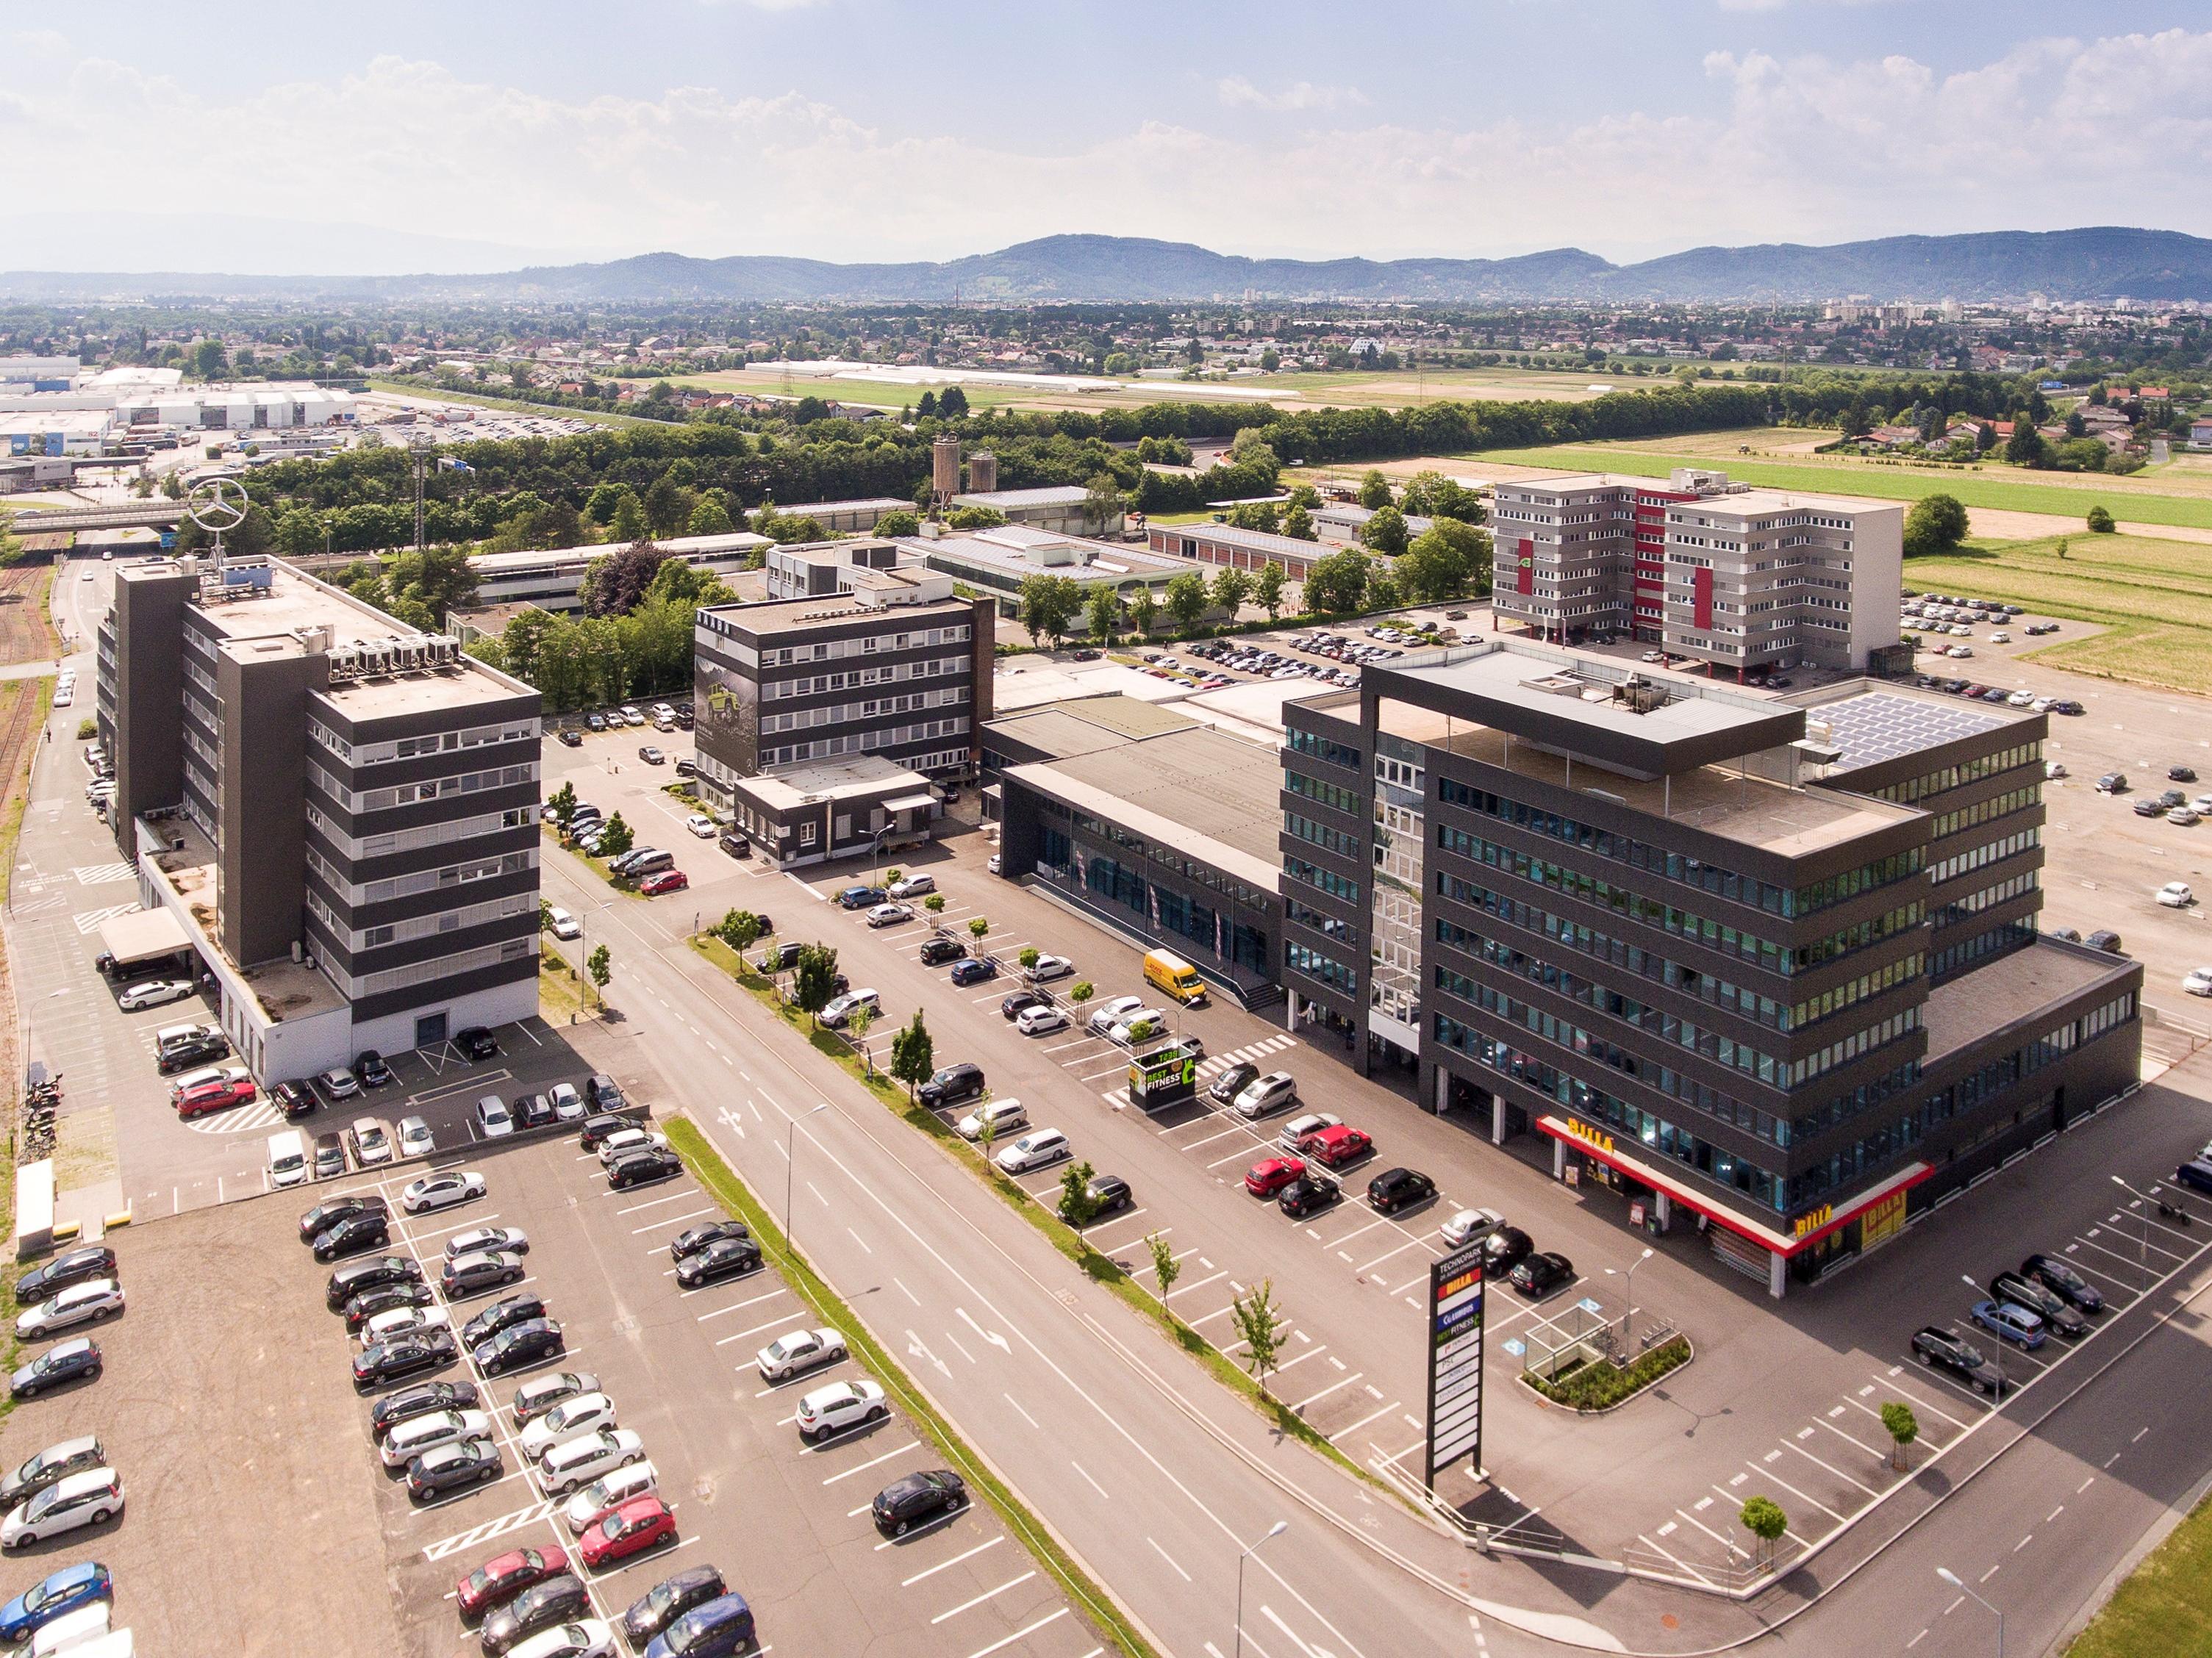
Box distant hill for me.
[5,227,2208,305]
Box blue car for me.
[1969,1299,2046,1349]
[0,1562,112,1642]
[645,1590,755,1658]
[837,886,886,911]
[948,957,998,987]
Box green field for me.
[1465,444,2212,531]
[1905,532,2212,695]
[2066,1487,2212,1658]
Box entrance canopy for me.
[96,908,193,970]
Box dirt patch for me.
[0,565,59,667]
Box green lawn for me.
[1905,532,2212,695]
[1464,444,2212,531]
[2067,1487,2212,1658]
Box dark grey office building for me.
[1278,640,2140,1295]
[96,554,543,1080]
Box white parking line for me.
[902,1536,1002,1587]
[931,1571,1037,1625]
[961,1608,1067,1657]
[612,1188,699,1216]
[633,1206,718,1235]
[695,1286,790,1322]
[820,1440,922,1485]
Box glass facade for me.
[1369,739,1425,1031]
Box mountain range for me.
[4,227,2209,306]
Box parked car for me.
[479,1573,590,1653]
[520,1393,620,1462]
[1082,1172,1133,1216]
[155,1033,229,1074]
[1025,953,1074,983]
[323,1254,420,1310]
[176,1075,257,1117]
[1508,1252,1575,1299]
[512,1371,601,1428]
[1298,1124,1372,1169]
[354,1327,460,1390]
[0,1561,111,1643]
[609,1148,682,1189]
[872,1469,967,1537]
[994,1128,1070,1174]
[1989,1270,2089,1339]
[402,1170,488,1215]
[949,957,998,986]
[620,1567,728,1652]
[0,1468,122,1550]
[1439,1207,1505,1249]
[1086,995,1144,1036]
[457,1026,501,1061]
[1969,1299,2047,1349]
[917,1063,986,1108]
[717,831,751,859]
[684,814,716,840]
[579,1495,676,1568]
[1014,1003,1067,1036]
[537,1429,646,1497]
[2021,1252,2104,1313]
[2086,930,2125,953]
[1366,1166,1436,1215]
[447,1225,529,1262]
[1207,1063,1260,1107]
[640,1593,754,1658]
[956,1099,1027,1140]
[371,1379,482,1438]
[14,1249,115,1308]
[919,938,966,966]
[313,1212,393,1262]
[1232,1072,1298,1119]
[0,1438,105,1513]
[316,1067,362,1103]
[1278,1173,1339,1219]
[7,1340,99,1402]
[118,978,193,1011]
[443,1252,529,1301]
[476,1095,515,1138]
[562,1461,659,1537]
[458,1545,574,1623]
[1243,1157,1306,1199]
[349,1116,395,1165]
[2171,1158,2212,1197]
[887,875,936,899]
[381,1407,496,1469]
[398,1115,437,1158]
[639,869,690,897]
[343,1281,437,1333]
[837,886,887,910]
[473,1318,568,1377]
[668,1222,749,1264]
[2158,882,2196,908]
[675,1237,762,1290]
[817,990,880,1030]
[795,1379,888,1442]
[756,1327,848,1383]
[866,902,912,927]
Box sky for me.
[6,1,2212,274]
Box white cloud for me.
[1215,76,1367,112]
[0,32,2206,269]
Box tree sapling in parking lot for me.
[1018,946,1040,974]
[547,780,577,834]
[715,909,762,952]
[595,812,634,860]
[1740,1496,1788,1567]
[793,945,840,1024]
[923,894,945,919]
[1069,981,1094,1011]
[889,1011,934,1100]
[1229,1280,1284,1400]
[967,916,991,952]
[1057,1160,1102,1229]
[1881,1402,1919,1471]
[1145,1230,1178,1302]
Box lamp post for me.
[1234,1520,1288,1658]
[785,1102,830,1237]
[1936,1566,2003,1657]
[1604,1245,1654,1351]
[1961,1273,2004,1396]
[2110,1174,2157,1291]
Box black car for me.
[2021,1253,2104,1313]
[325,1254,421,1310]
[14,1247,115,1307]
[717,831,750,858]
[670,1221,751,1263]
[2158,789,2189,810]
[918,1063,986,1108]
[10,1341,100,1401]
[457,1027,500,1062]
[481,1574,590,1655]
[585,713,607,732]
[1509,1251,1575,1299]
[1481,1225,1529,1277]
[948,957,998,987]
[1084,1173,1134,1216]
[1367,1167,1436,1215]
[2173,766,2199,783]
[919,938,967,967]
[2086,930,2125,954]
[623,1566,728,1650]
[462,1293,548,1350]
[1989,1271,2089,1339]
[408,1435,502,1505]
[342,1280,436,1332]
[609,1147,682,1190]
[156,1034,228,1074]
[354,1328,460,1390]
[676,1237,763,1289]
[303,1195,390,1245]
[354,1050,395,1088]
[272,1080,315,1118]
[2097,773,2128,793]
[513,1092,556,1131]
[1278,1174,1339,1219]
[1000,989,1043,1020]
[557,728,583,748]
[473,1317,566,1377]
[1911,1325,2007,1394]
[371,1379,482,1438]
[872,1469,967,1537]
[443,1253,528,1301]
[1208,1063,1260,1107]
[313,1212,392,1263]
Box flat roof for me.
[1159,522,1329,558]
[984,695,1200,759]
[906,531,1189,584]
[738,753,934,809]
[701,587,967,635]
[1922,939,2130,1065]
[148,819,346,1020]
[1800,687,2025,774]
[470,531,769,575]
[1010,725,1284,886]
[953,485,1088,507]
[774,497,910,516]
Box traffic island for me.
[1520,1333,1693,1414]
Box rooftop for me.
[1161,522,1334,558]
[983,695,1199,760]
[1922,939,2130,1065]
[903,529,1189,585]
[953,485,1089,508]
[700,581,967,636]
[1795,686,2025,774]
[1010,725,1285,886]
[470,531,769,575]
[773,497,910,517]
[148,817,346,1020]
[738,754,937,810]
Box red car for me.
[579,1494,677,1568]
[176,1077,256,1118]
[638,869,689,896]
[1298,1124,1372,1169]
[1243,1156,1307,1199]
[456,1543,571,1621]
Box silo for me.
[967,450,998,494]
[931,435,961,503]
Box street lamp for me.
[1234,1520,1288,1658]
[784,1102,830,1237]
[1604,1245,1654,1350]
[2111,1174,2157,1291]
[1937,1566,2003,1657]
[1960,1274,2005,1397]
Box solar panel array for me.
[1813,690,2009,772]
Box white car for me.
[887,875,936,900]
[1991,631,2011,643]
[956,1099,1028,1141]
[1106,1008,1167,1047]
[1014,1004,1067,1036]
[2006,689,2034,707]
[987,855,1001,875]
[2183,968,2212,997]
[1087,995,1144,1036]
[1946,645,1972,660]
[756,1326,848,1382]
[866,902,913,928]
[548,906,582,941]
[520,1392,619,1461]
[401,1170,487,1214]
[2045,761,2067,779]
[15,1280,124,1341]
[794,1379,887,1443]
[475,1094,515,1138]
[1439,1207,1506,1247]
[995,1127,1070,1174]
[118,978,193,1011]
[357,1305,451,1348]
[1278,1111,1341,1152]
[685,813,716,839]
[445,1225,529,1261]
[1025,953,1074,983]
[619,706,644,727]
[595,1127,670,1167]
[378,1408,491,1468]
[819,990,879,1029]
[540,1428,646,1496]
[168,1062,250,1102]
[562,1461,659,1536]
[2158,882,2197,908]
[398,1115,436,1159]
[507,1619,618,1658]
[0,1468,123,1550]
[51,684,71,706]
[548,1083,584,1121]
[2170,808,2200,826]
[317,1067,361,1102]
[350,1116,393,1166]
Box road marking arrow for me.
[957,1306,1010,1353]
[906,1327,951,1379]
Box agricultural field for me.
[1460,438,2212,531]
[1905,532,2212,695]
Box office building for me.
[465,531,772,616]
[96,555,543,1081]
[1277,639,2138,1294]
[901,524,1189,616]
[1489,469,1903,677]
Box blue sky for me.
[7,3,2211,272]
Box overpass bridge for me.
[6,503,185,534]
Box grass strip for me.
[2066,1485,2212,1658]
[1521,1335,1691,1413]
[688,933,1391,1493]
[663,1117,1158,1658]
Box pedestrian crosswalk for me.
[71,861,137,886]
[1195,1033,1297,1075]
[182,1098,286,1135]
[72,903,137,935]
